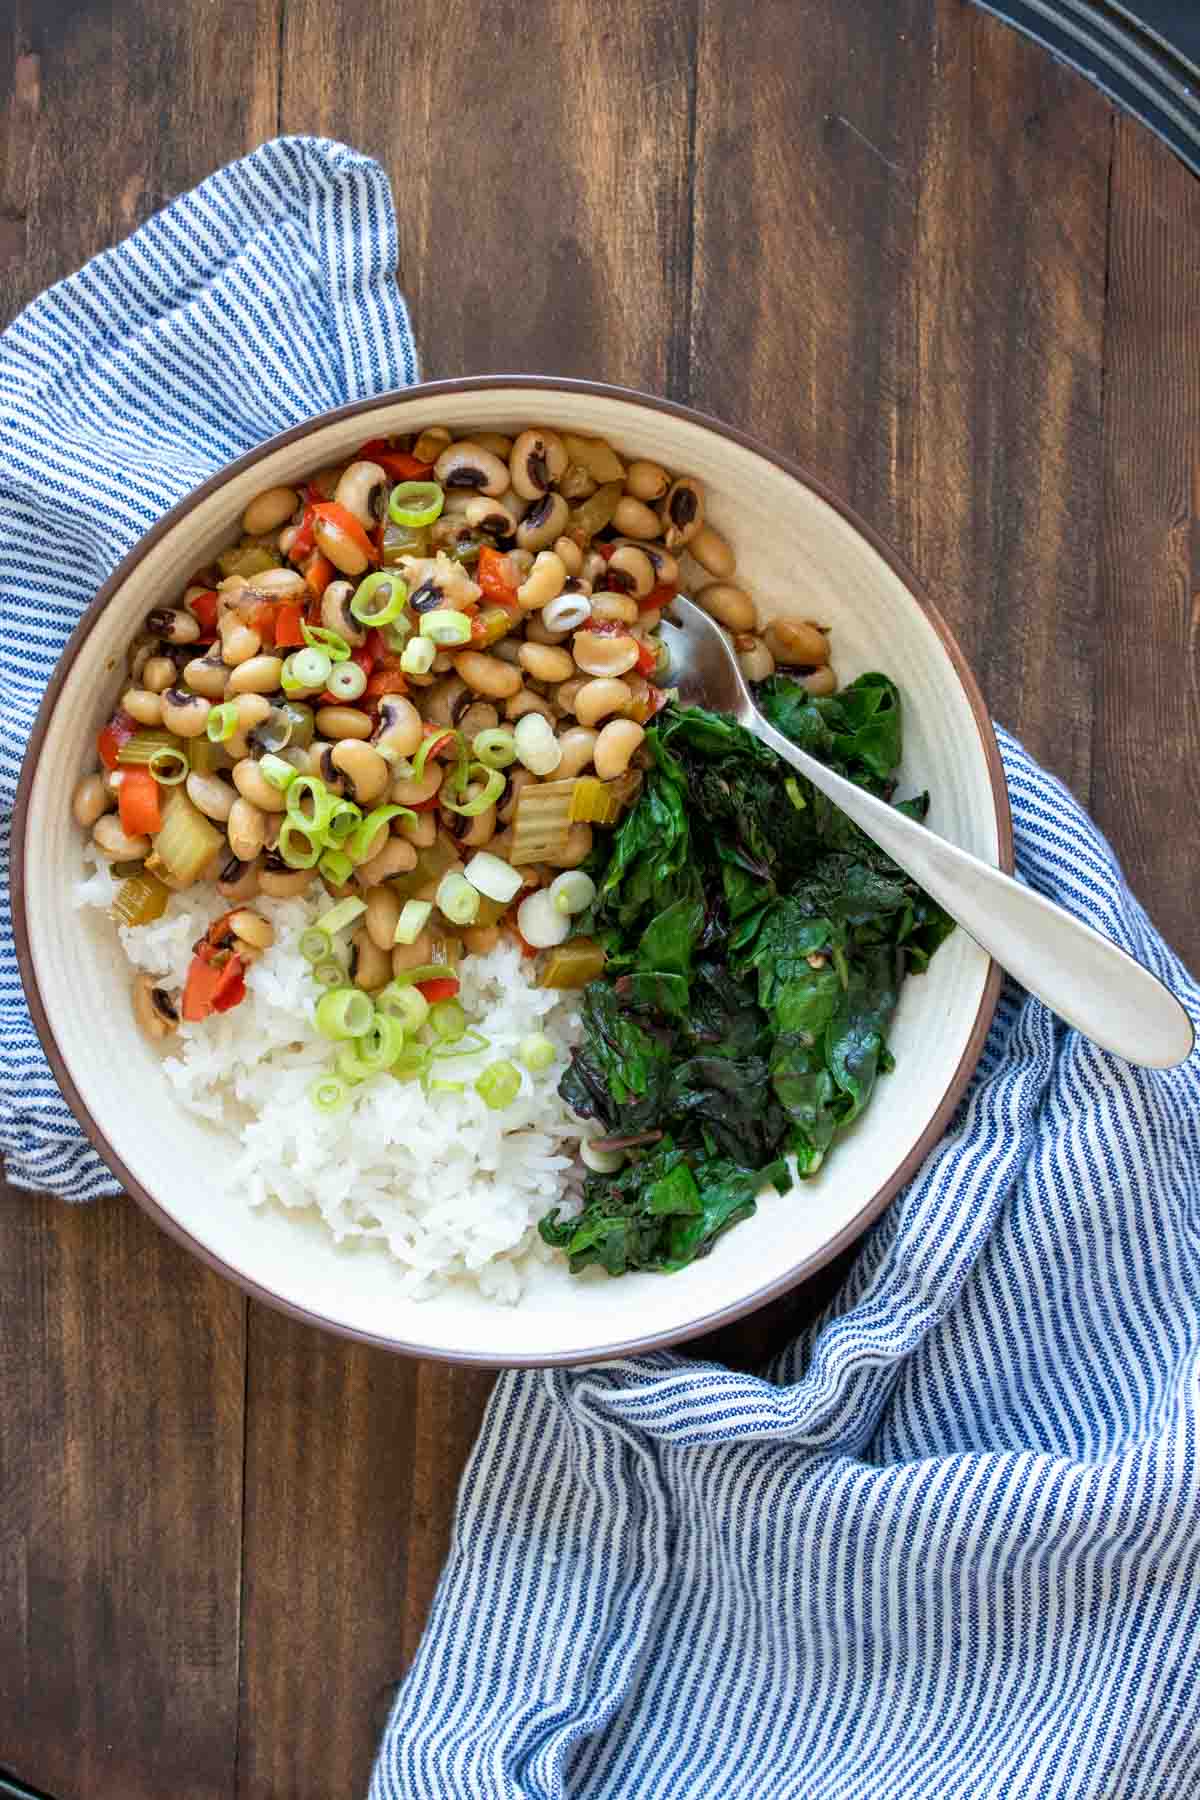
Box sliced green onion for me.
[411,727,460,783]
[325,661,368,702]
[375,982,430,1032]
[387,963,450,988]
[463,849,523,904]
[350,571,408,626]
[381,619,412,653]
[287,775,335,833]
[277,819,322,869]
[430,1029,490,1059]
[309,1073,350,1113]
[326,799,363,842]
[314,986,375,1041]
[472,728,517,769]
[347,804,414,865]
[784,777,806,812]
[353,1014,407,1073]
[259,752,298,793]
[291,646,333,690]
[436,871,481,927]
[519,1033,557,1074]
[441,763,504,818]
[335,1043,377,1084]
[420,609,472,647]
[301,622,351,663]
[476,1059,521,1111]
[548,870,596,916]
[147,746,189,784]
[298,926,333,964]
[391,1043,431,1080]
[395,898,432,945]
[318,848,354,887]
[400,636,436,676]
[206,702,239,743]
[429,998,467,1042]
[318,897,367,936]
[313,958,345,987]
[388,480,445,527]
[427,1076,466,1094]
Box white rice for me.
[76,849,589,1302]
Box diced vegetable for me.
[273,602,307,648]
[117,728,183,767]
[111,873,169,929]
[509,778,575,864]
[471,605,516,649]
[476,1059,521,1110]
[388,481,444,527]
[312,501,378,566]
[512,712,562,776]
[414,975,460,1004]
[569,775,621,826]
[188,590,220,634]
[118,767,162,838]
[314,986,375,1040]
[476,545,521,609]
[517,889,571,950]
[153,786,224,887]
[538,937,606,989]
[518,1033,556,1073]
[463,851,524,905]
[182,950,246,1021]
[548,871,596,916]
[97,711,138,771]
[436,871,481,926]
[395,899,432,944]
[218,542,279,579]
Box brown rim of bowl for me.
[11,374,1012,1369]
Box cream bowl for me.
[12,377,1010,1365]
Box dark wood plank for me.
[236,1315,493,1799]
[1092,118,1200,968]
[0,1190,245,1800]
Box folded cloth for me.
[0,136,417,1198]
[372,733,1200,1800]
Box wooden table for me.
[1,2,1197,1794]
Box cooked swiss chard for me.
[539,672,955,1277]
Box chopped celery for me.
[538,937,606,990]
[152,786,224,887]
[117,729,184,767]
[509,778,575,864]
[568,775,620,826]
[111,873,170,928]
[217,542,279,578]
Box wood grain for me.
[0,1193,245,1800]
[1093,118,1200,967]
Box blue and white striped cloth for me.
[373,736,1200,1799]
[0,136,417,1197]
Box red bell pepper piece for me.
[97,710,138,771]
[476,545,521,610]
[641,581,676,612]
[355,438,390,459]
[634,639,659,680]
[364,669,410,701]
[117,767,162,838]
[374,450,435,482]
[188,589,220,634]
[594,542,615,562]
[211,957,247,1013]
[312,502,378,567]
[414,975,460,1004]
[273,602,306,648]
[288,506,317,562]
[302,549,335,598]
[182,948,246,1022]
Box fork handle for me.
[747,714,1194,1069]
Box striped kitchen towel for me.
[0,136,417,1198]
[373,733,1200,1799]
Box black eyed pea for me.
[518,642,575,684]
[334,460,389,528]
[315,705,373,742]
[556,726,598,780]
[498,767,538,825]
[94,815,151,860]
[687,522,735,579]
[571,632,640,679]
[219,619,262,667]
[517,550,567,613]
[355,833,418,888]
[593,718,645,782]
[458,701,500,742]
[553,535,584,577]
[122,687,163,727]
[734,633,775,683]
[412,425,452,464]
[313,511,371,577]
[133,973,179,1042]
[371,695,424,759]
[397,810,437,849]
[462,924,502,956]
[365,886,402,952]
[73,772,112,829]
[554,674,589,717]
[490,636,524,668]
[442,789,497,850]
[258,864,314,900]
[242,485,299,536]
[146,606,201,645]
[561,433,625,484]
[216,575,249,595]
[142,655,177,694]
[464,493,522,537]
[434,439,511,497]
[606,545,655,598]
[798,665,838,697]
[611,496,661,540]
[391,765,443,809]
[510,427,568,500]
[232,759,288,813]
[638,608,662,634]
[227,654,284,697]
[590,591,641,626]
[329,739,390,806]
[182,655,231,700]
[557,462,598,502]
[573,677,635,728]
[217,854,262,902]
[516,492,570,554]
[321,579,366,647]
[423,675,469,727]
[471,431,514,459]
[544,822,593,869]
[505,690,557,725]
[228,909,275,952]
[523,610,571,646]
[161,689,212,738]
[643,543,679,585]
[453,650,524,700]
[186,771,236,823]
[581,550,609,587]
[658,476,705,551]
[251,567,307,599]
[625,459,670,503]
[763,618,830,667]
[351,925,393,994]
[392,931,434,975]
[696,582,758,634]
[226,692,273,758]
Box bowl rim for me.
[11,374,1012,1368]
